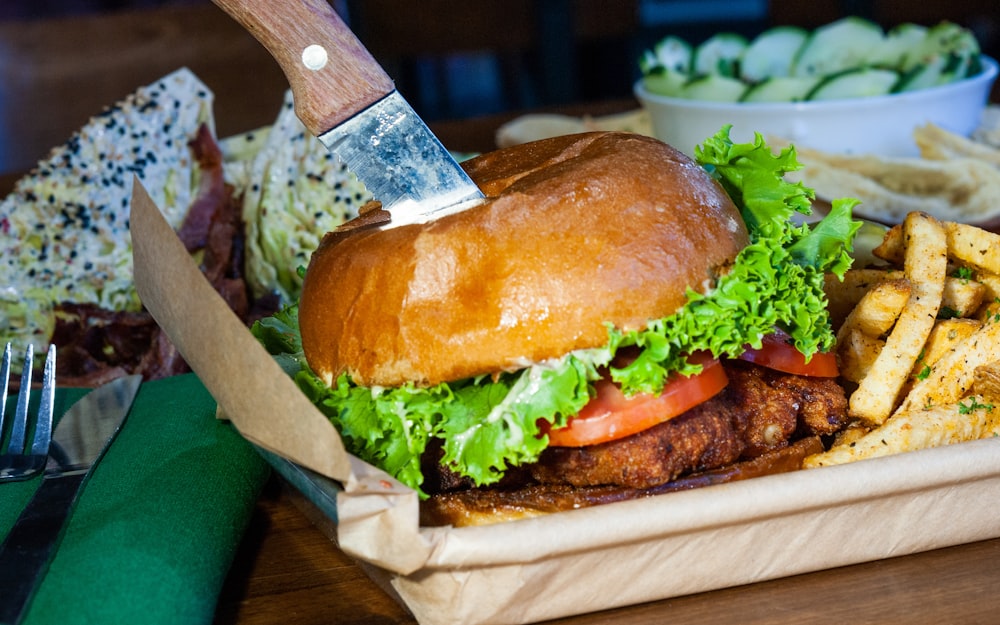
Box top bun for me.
[299,132,748,388]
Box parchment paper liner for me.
[130,179,1000,625]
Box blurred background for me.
[0,0,997,173]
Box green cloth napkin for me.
[0,373,271,624]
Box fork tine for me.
[9,344,34,453]
[30,345,56,456]
[0,342,10,430]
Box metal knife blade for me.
[0,374,142,625]
[211,0,485,227]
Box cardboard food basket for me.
[130,181,1000,625]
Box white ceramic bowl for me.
[634,56,998,157]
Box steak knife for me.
[211,0,485,227]
[0,374,142,625]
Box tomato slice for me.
[545,355,728,447]
[738,328,839,377]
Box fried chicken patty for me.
[422,360,848,495]
[530,360,848,489]
[419,437,825,526]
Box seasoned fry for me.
[872,224,904,264]
[897,318,1000,413]
[824,269,900,330]
[943,221,1000,275]
[848,212,947,425]
[920,318,981,369]
[874,222,1000,276]
[973,361,1000,404]
[825,267,978,330]
[830,423,870,448]
[838,329,884,384]
[940,273,986,318]
[835,278,910,343]
[803,398,1000,467]
[972,271,1000,301]
[973,272,1000,324]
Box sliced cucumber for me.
[894,55,949,92]
[648,36,693,74]
[741,76,820,102]
[793,16,885,77]
[939,50,979,84]
[692,33,748,78]
[806,67,899,100]
[679,73,746,102]
[903,21,980,71]
[641,67,688,97]
[870,23,927,68]
[636,17,982,104]
[638,49,659,75]
[741,26,809,82]
[965,54,984,79]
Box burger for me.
[255,128,861,526]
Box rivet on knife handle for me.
[211,0,394,136]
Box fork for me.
[0,343,56,481]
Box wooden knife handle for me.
[211,0,394,136]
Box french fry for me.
[920,318,981,369]
[838,328,884,384]
[848,212,948,425]
[835,278,910,343]
[873,221,1000,291]
[824,269,900,330]
[973,360,1000,404]
[803,398,1000,468]
[872,223,904,264]
[972,270,1000,302]
[897,318,1000,414]
[830,423,871,448]
[940,274,986,318]
[943,221,1000,275]
[973,272,1000,323]
[826,267,978,330]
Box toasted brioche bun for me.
[299,131,748,388]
